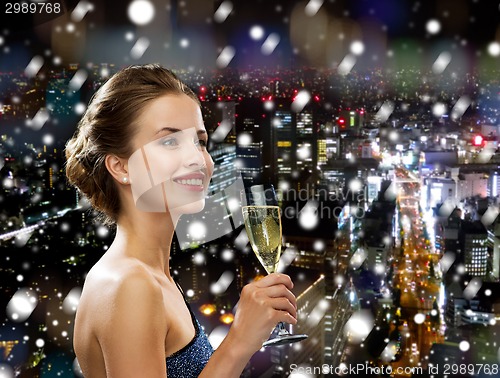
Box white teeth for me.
[175,178,203,186]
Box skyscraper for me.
[459,221,489,278]
[273,108,295,180]
[235,99,264,186]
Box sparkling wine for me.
[242,206,282,274]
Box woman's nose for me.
[183,143,206,168]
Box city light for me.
[473,134,484,146]
[199,304,216,316]
[1,2,499,375]
[219,313,234,324]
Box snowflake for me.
[128,0,155,26]
[432,51,451,74]
[298,201,318,230]
[237,133,252,146]
[459,340,470,352]
[463,277,482,300]
[71,1,94,23]
[305,0,323,17]
[214,1,232,23]
[291,90,311,113]
[350,40,365,56]
[249,25,265,40]
[426,19,441,34]
[337,54,356,76]
[487,42,500,57]
[261,33,280,55]
[130,37,150,59]
[414,313,425,324]
[216,46,235,69]
[344,310,374,343]
[25,56,44,78]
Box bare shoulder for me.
[78,258,166,335]
[74,258,168,377]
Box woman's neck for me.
[112,212,178,277]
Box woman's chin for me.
[170,199,206,215]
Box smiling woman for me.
[64,64,298,378]
[125,95,213,215]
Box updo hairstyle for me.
[65,64,199,226]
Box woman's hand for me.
[227,273,298,355]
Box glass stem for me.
[276,322,290,336]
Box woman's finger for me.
[254,273,293,290]
[267,297,297,319]
[265,284,297,309]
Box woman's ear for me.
[105,154,129,185]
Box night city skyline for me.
[2,1,500,377]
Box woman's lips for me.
[173,176,205,192]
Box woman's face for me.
[127,94,214,215]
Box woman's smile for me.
[172,172,206,192]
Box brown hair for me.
[65,64,199,226]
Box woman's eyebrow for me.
[154,127,182,136]
[154,127,208,136]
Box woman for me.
[65,64,298,377]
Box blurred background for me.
[1,1,500,377]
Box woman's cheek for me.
[206,154,214,177]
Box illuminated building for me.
[272,108,295,182]
[424,177,456,209]
[279,203,351,369]
[46,70,84,116]
[208,145,237,194]
[0,340,18,359]
[202,101,236,145]
[318,122,339,162]
[419,150,458,176]
[366,176,382,202]
[487,217,500,279]
[296,111,315,175]
[317,136,327,166]
[284,276,353,370]
[337,109,365,135]
[434,206,461,255]
[361,141,372,158]
[200,100,238,193]
[459,221,489,278]
[235,100,264,185]
[456,172,488,199]
[488,171,500,197]
[288,276,326,368]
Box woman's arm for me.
[199,273,298,377]
[95,269,168,378]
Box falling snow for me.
[337,54,356,76]
[291,90,311,113]
[216,46,235,69]
[432,51,451,74]
[24,56,44,78]
[214,1,233,23]
[128,0,155,26]
[130,37,150,59]
[71,1,95,23]
[426,19,441,34]
[261,33,280,56]
[1,2,500,376]
[249,25,265,40]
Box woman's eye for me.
[196,139,208,148]
[161,138,178,147]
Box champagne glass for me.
[241,184,308,347]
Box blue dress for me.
[166,285,214,377]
